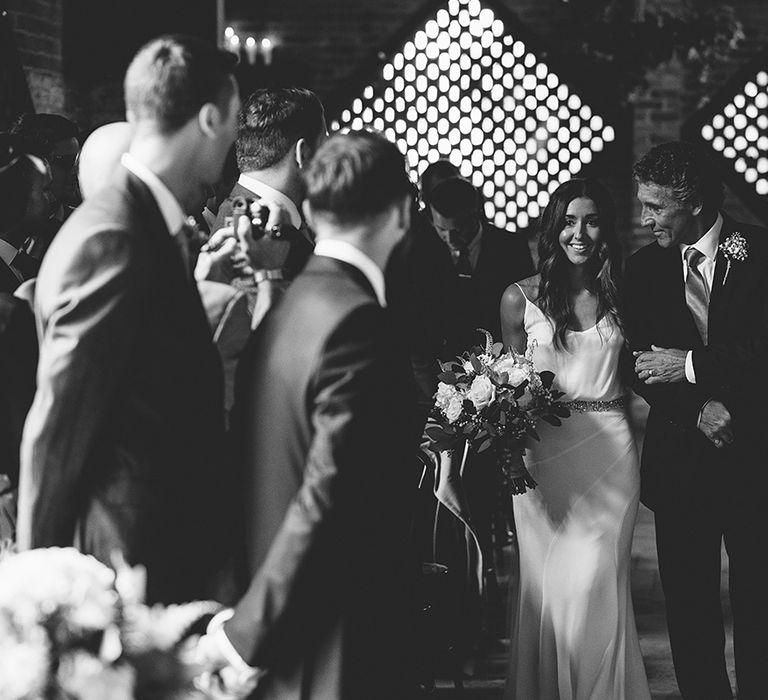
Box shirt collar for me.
[238,174,303,229]
[0,238,19,268]
[680,212,723,262]
[313,238,387,307]
[121,153,186,235]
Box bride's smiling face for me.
[558,197,601,266]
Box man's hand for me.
[235,204,292,273]
[698,399,734,449]
[195,227,238,283]
[634,345,688,384]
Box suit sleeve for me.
[17,226,139,549]
[623,254,709,429]
[224,305,385,667]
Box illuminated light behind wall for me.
[699,70,768,197]
[330,0,615,231]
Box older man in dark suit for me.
[18,35,240,604]
[198,130,419,699]
[625,142,768,699]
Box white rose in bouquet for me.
[445,395,464,423]
[435,382,459,412]
[492,356,531,386]
[468,374,496,410]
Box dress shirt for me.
[0,238,23,283]
[237,174,302,230]
[314,238,387,307]
[121,153,186,236]
[681,213,722,383]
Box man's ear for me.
[690,200,704,217]
[295,138,312,170]
[198,103,220,139]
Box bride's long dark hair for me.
[537,178,624,350]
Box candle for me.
[245,36,257,64]
[261,37,273,66]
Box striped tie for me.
[685,246,709,344]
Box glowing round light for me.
[535,105,549,122]
[438,138,452,155]
[229,34,240,47]
[579,126,593,142]
[580,148,592,164]
[362,107,373,122]
[723,125,736,140]
[502,53,514,68]
[471,151,484,168]
[524,95,537,111]
[415,53,427,72]
[224,26,234,38]
[425,19,440,39]
[557,85,569,101]
[734,158,747,174]
[448,20,462,39]
[526,160,538,176]
[755,93,768,110]
[460,139,473,156]
[514,150,527,166]
[449,150,462,167]
[547,73,559,89]
[471,128,484,146]
[602,126,615,143]
[734,94,746,109]
[734,136,748,152]
[494,151,506,167]
[590,136,604,152]
[482,141,494,157]
[756,179,768,195]
[516,191,527,207]
[745,168,758,183]
[757,157,768,174]
[351,117,363,130]
[546,137,559,153]
[546,95,559,111]
[757,71,768,86]
[724,103,737,118]
[558,148,570,163]
[711,114,725,130]
[518,212,529,228]
[515,169,527,186]
[723,146,736,159]
[512,40,525,58]
[341,109,351,122]
[436,8,451,27]
[537,169,548,185]
[734,114,748,130]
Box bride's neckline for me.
[521,290,601,334]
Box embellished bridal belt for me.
[561,395,627,413]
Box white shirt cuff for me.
[685,351,696,383]
[206,608,259,675]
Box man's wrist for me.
[253,268,285,284]
[205,609,262,678]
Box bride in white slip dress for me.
[500,179,650,700]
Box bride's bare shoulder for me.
[501,274,539,318]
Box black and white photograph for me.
[1,0,767,698]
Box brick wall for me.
[5,0,66,116]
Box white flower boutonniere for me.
[718,231,749,285]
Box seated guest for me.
[197,130,420,700]
[17,35,240,604]
[0,133,56,290]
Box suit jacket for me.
[214,182,314,279]
[0,292,37,488]
[446,222,534,356]
[226,254,418,699]
[18,165,230,604]
[624,214,768,511]
[0,259,20,294]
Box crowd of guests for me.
[3,30,766,700]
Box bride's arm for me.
[500,282,528,353]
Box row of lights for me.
[700,69,768,196]
[224,26,274,65]
[332,0,615,230]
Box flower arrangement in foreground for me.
[427,330,570,496]
[0,547,221,700]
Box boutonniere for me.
[718,231,749,285]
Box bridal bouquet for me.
[0,546,221,700]
[427,330,570,496]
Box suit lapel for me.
[708,215,739,337]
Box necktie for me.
[11,249,39,281]
[174,221,201,280]
[452,242,472,279]
[684,246,709,344]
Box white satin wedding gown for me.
[505,288,650,700]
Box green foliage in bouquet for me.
[426,330,570,495]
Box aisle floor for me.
[433,504,736,699]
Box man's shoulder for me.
[627,240,664,267]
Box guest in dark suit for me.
[624,141,768,699]
[213,87,327,280]
[198,130,419,699]
[428,176,534,355]
[0,134,56,290]
[17,35,240,604]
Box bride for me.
[500,178,650,699]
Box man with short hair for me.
[199,130,419,699]
[428,175,534,354]
[214,86,327,280]
[625,141,768,699]
[18,35,240,604]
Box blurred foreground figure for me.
[18,35,240,604]
[199,130,420,699]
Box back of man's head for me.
[77,122,134,200]
[428,176,480,219]
[124,34,237,134]
[304,130,411,226]
[237,87,325,172]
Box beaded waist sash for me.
[561,395,627,413]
